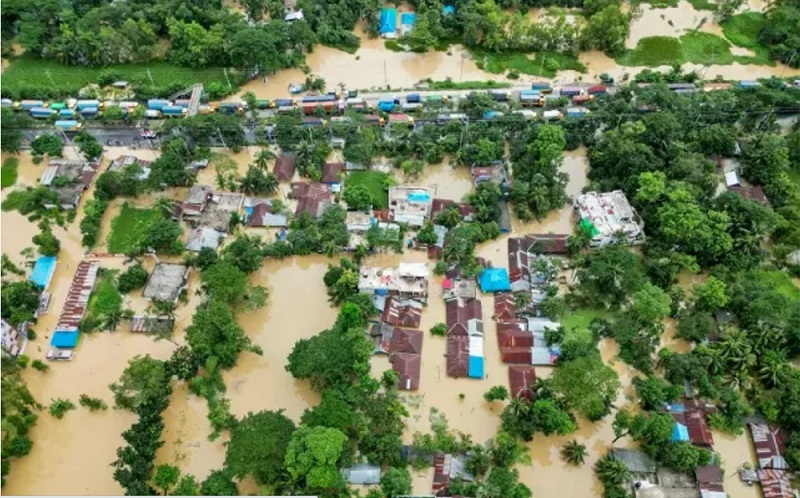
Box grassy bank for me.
[473,50,586,78]
[2,56,237,97]
[1,157,19,189]
[617,31,771,67]
[561,307,613,343]
[106,204,159,254]
[720,12,772,62]
[425,79,512,90]
[344,171,390,209]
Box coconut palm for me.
[353,244,368,265]
[153,196,175,218]
[719,329,756,374]
[513,292,531,309]
[594,455,630,485]
[758,350,788,388]
[254,148,275,171]
[561,440,588,466]
[322,241,339,258]
[507,397,531,421]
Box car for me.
[141,130,157,139]
[46,349,74,361]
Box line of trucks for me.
[5,79,797,132]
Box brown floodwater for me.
[416,160,474,202]
[713,431,760,498]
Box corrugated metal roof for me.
[757,470,792,498]
[40,164,60,186]
[446,335,468,377]
[392,352,421,390]
[342,463,381,485]
[389,328,423,355]
[508,365,536,400]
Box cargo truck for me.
[489,90,511,102]
[54,120,81,132]
[161,105,187,117]
[59,109,75,118]
[560,87,583,97]
[17,100,44,111]
[30,107,55,118]
[302,117,327,127]
[79,107,99,117]
[543,110,563,121]
[76,99,101,111]
[530,82,552,93]
[406,93,421,104]
[147,99,170,111]
[519,90,541,107]
[388,113,414,125]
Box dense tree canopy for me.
[225,410,296,485]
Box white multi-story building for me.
[1,320,27,357]
[574,191,645,247]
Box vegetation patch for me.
[720,12,773,63]
[2,56,238,99]
[384,40,404,52]
[616,36,684,66]
[618,32,769,67]
[424,79,512,90]
[1,157,19,189]
[474,50,586,78]
[629,0,680,7]
[686,0,715,10]
[560,308,613,343]
[343,171,390,209]
[749,269,800,300]
[680,32,739,65]
[106,204,160,254]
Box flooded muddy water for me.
[713,431,760,498]
[628,1,717,48]
[416,160,475,202]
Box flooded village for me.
[2,0,800,495]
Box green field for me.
[106,204,160,254]
[1,157,19,189]
[87,272,122,317]
[2,56,238,97]
[617,31,769,67]
[720,12,772,63]
[344,171,390,209]
[750,269,800,300]
[686,0,715,10]
[560,307,613,343]
[474,50,586,78]
[425,79,512,90]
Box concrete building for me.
[388,186,432,227]
[358,262,429,301]
[574,191,645,247]
[107,155,153,180]
[195,192,244,232]
[181,185,213,218]
[341,464,381,485]
[142,263,188,302]
[185,227,224,252]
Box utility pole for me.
[383,59,388,89]
[57,126,81,159]
[224,68,232,90]
[147,69,155,86]
[217,126,228,149]
[45,70,56,87]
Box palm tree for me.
[507,397,531,421]
[151,299,177,319]
[758,350,788,388]
[353,244,368,265]
[719,329,756,374]
[513,292,531,309]
[153,196,175,218]
[322,241,339,258]
[254,148,275,171]
[594,455,630,485]
[561,440,588,466]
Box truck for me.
[330,116,353,124]
[218,102,242,115]
[512,110,537,120]
[174,99,191,108]
[530,82,552,93]
[54,120,81,132]
[119,101,139,110]
[587,85,607,95]
[437,113,469,124]
[302,94,336,104]
[302,101,335,115]
[565,107,589,118]
[346,97,368,110]
[58,109,76,118]
[1,98,12,107]
[489,90,511,102]
[302,117,327,127]
[274,98,294,108]
[30,107,55,118]
[79,106,99,117]
[425,94,448,104]
[76,99,101,111]
[406,93,421,104]
[572,95,593,105]
[377,96,398,112]
[388,113,414,125]
[519,90,541,106]
[401,102,423,111]
[560,87,583,97]
[147,99,170,111]
[17,100,44,111]
[543,110,563,121]
[254,99,272,109]
[145,109,162,119]
[49,102,67,111]
[161,105,187,117]
[364,114,385,126]
[667,83,696,92]
[736,80,760,90]
[482,111,504,120]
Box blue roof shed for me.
[379,8,397,36]
[671,422,689,442]
[29,256,57,289]
[478,267,511,293]
[50,330,80,348]
[468,356,484,379]
[442,5,456,14]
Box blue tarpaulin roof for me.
[379,8,397,35]
[468,356,484,379]
[478,267,511,292]
[51,330,80,348]
[442,5,456,14]
[400,12,415,25]
[29,256,56,289]
[671,422,689,442]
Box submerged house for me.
[445,298,483,337]
[290,182,333,218]
[748,423,788,470]
[388,186,432,227]
[358,263,430,301]
[429,198,476,223]
[244,198,288,228]
[392,352,421,390]
[180,185,213,219]
[341,464,381,485]
[379,8,397,38]
[185,227,224,252]
[432,453,474,497]
[381,296,423,328]
[40,159,100,209]
[108,155,153,180]
[574,191,645,247]
[695,465,725,498]
[2,320,27,357]
[321,162,344,190]
[273,154,296,182]
[508,365,536,400]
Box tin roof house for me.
[432,453,474,497]
[41,159,100,209]
[748,423,788,470]
[381,296,423,328]
[508,365,536,400]
[289,182,333,218]
[392,352,421,390]
[180,185,213,218]
[2,320,27,357]
[273,154,296,182]
[244,198,288,228]
[445,298,483,336]
[574,191,644,247]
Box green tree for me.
[200,261,248,304]
[551,355,620,421]
[185,299,254,369]
[581,5,629,55]
[254,148,275,170]
[658,441,711,472]
[1,281,41,327]
[561,440,588,466]
[140,218,182,254]
[240,167,278,196]
[117,264,149,293]
[692,276,728,311]
[32,224,60,256]
[380,467,412,498]
[484,385,510,402]
[109,355,169,411]
[172,475,200,496]
[632,375,682,411]
[225,410,296,485]
[343,184,373,210]
[435,206,463,229]
[30,134,63,157]
[222,234,265,274]
[284,426,348,492]
[153,464,180,494]
[200,469,238,496]
[594,455,630,485]
[530,399,577,435]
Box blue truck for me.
[161,105,187,117]
[530,82,552,93]
[54,120,81,132]
[80,106,99,117]
[76,99,100,111]
[30,107,55,118]
[377,96,398,112]
[147,99,171,111]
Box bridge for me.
[169,84,204,117]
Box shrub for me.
[118,264,149,293]
[79,394,108,411]
[49,398,76,419]
[430,323,447,336]
[31,360,49,372]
